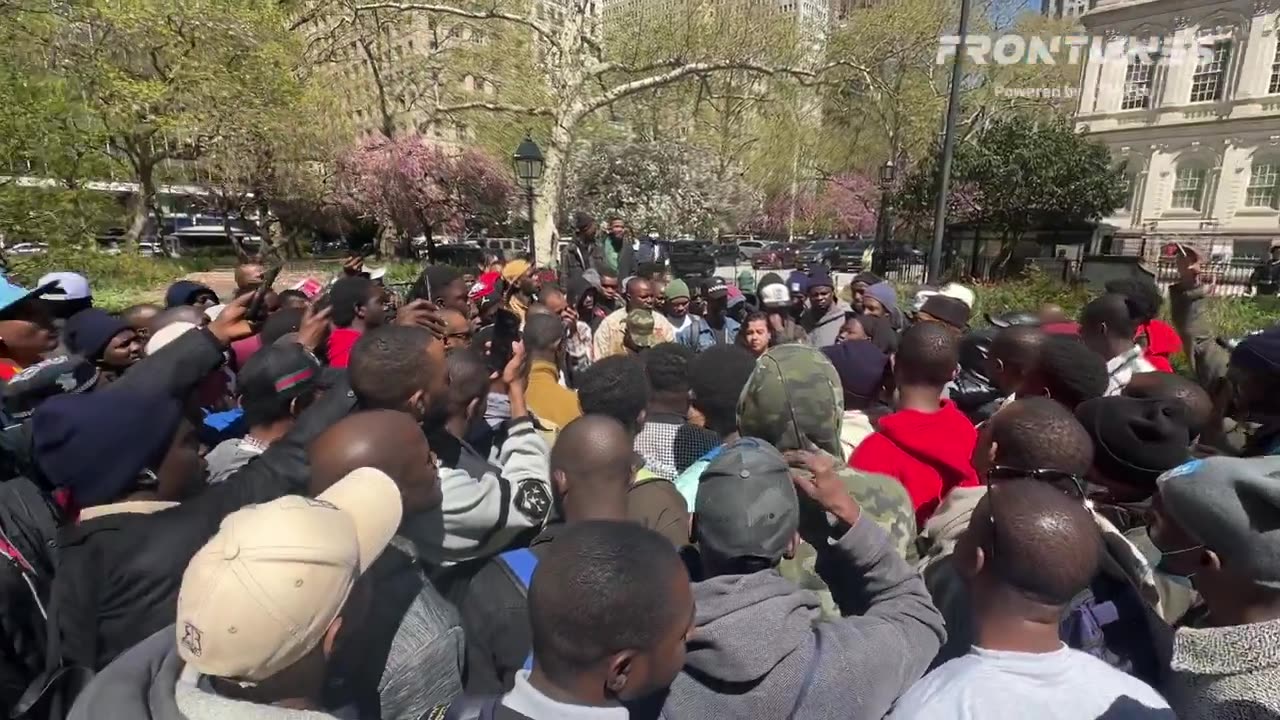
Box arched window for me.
[1171,163,1208,210]
[1246,160,1280,209]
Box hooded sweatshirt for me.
[654,515,944,720]
[850,400,979,526]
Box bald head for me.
[151,305,205,333]
[234,262,266,293]
[439,308,471,350]
[308,410,441,514]
[550,415,634,522]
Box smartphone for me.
[488,308,520,373]
[246,264,282,322]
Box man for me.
[121,303,162,342]
[823,339,891,458]
[233,261,265,294]
[278,289,310,311]
[736,344,916,618]
[439,308,473,350]
[633,343,719,481]
[655,441,944,719]
[163,280,218,309]
[578,355,689,547]
[560,211,606,281]
[308,411,463,720]
[851,322,979,526]
[592,277,675,359]
[327,275,386,368]
[37,271,93,339]
[846,271,880,314]
[987,325,1046,401]
[501,259,538,322]
[916,294,971,334]
[67,467,403,720]
[440,520,692,719]
[1105,277,1181,373]
[596,266,623,315]
[1019,334,1110,411]
[1080,293,1156,396]
[1124,371,1213,442]
[702,279,740,346]
[786,270,809,320]
[622,308,658,355]
[891,481,1172,719]
[64,307,142,381]
[799,266,850,347]
[0,275,58,381]
[663,279,714,351]
[539,285,593,380]
[1154,456,1280,718]
[448,415,635,694]
[756,272,808,344]
[524,313,582,428]
[671,345,758,507]
[603,215,637,279]
[1075,396,1192,531]
[1249,243,1280,296]
[348,325,553,564]
[205,343,323,483]
[413,265,470,315]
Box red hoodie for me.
[1137,319,1182,374]
[849,399,979,526]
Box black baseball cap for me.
[695,438,799,562]
[236,344,321,413]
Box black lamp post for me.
[512,134,544,266]
[872,159,896,275]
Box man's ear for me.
[552,468,569,499]
[605,651,635,697]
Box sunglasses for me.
[986,465,1086,499]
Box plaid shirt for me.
[1106,344,1157,396]
[633,412,721,481]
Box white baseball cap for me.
[939,282,975,310]
[145,322,197,356]
[37,272,91,301]
[175,467,402,683]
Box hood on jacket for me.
[67,626,185,720]
[737,344,843,456]
[686,570,819,683]
[876,400,979,493]
[164,280,214,309]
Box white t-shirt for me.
[889,645,1173,720]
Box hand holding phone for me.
[246,264,282,323]
[488,308,521,375]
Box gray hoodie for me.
[804,301,852,348]
[658,515,945,719]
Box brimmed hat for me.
[625,309,657,347]
[1077,397,1192,493]
[696,438,798,562]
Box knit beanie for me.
[822,340,889,399]
[664,279,691,300]
[1230,326,1280,376]
[1076,397,1192,493]
[737,270,757,293]
[32,388,183,507]
[64,308,130,361]
[806,266,834,290]
[164,280,215,309]
[786,271,809,295]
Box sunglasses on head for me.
[986,465,1086,499]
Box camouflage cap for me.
[737,344,844,456]
[625,308,657,347]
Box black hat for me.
[1076,396,1192,493]
[3,355,100,421]
[920,295,971,329]
[573,211,595,232]
[706,276,729,299]
[236,344,321,414]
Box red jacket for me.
[1137,319,1181,374]
[849,400,979,526]
[327,327,362,369]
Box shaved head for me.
[308,410,441,514]
[151,305,205,333]
[550,415,634,521]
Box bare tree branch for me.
[348,1,555,47]
[432,100,555,117]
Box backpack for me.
[1059,574,1162,685]
[495,548,538,672]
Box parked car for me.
[6,242,48,256]
[432,244,487,269]
[667,240,717,278]
[751,242,795,269]
[711,243,740,264]
[795,240,842,270]
[484,238,528,261]
[736,239,767,260]
[825,241,872,273]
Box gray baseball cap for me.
[695,437,799,562]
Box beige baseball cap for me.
[175,467,403,683]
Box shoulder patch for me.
[514,479,552,523]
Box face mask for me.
[1156,544,1204,586]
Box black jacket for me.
[46,329,358,671]
[0,475,61,708]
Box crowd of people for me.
[0,213,1277,720]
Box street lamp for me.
[512,134,544,266]
[873,159,896,275]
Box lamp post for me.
[512,134,544,266]
[872,159,896,276]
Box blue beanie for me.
[823,340,890,399]
[32,389,183,507]
[1231,326,1280,376]
[786,271,809,295]
[807,266,834,290]
[64,308,130,361]
[164,280,215,308]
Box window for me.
[1171,165,1207,210]
[1270,41,1280,95]
[1121,45,1160,110]
[1246,162,1280,209]
[1122,174,1137,210]
[1189,40,1231,102]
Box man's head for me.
[663,279,691,319]
[330,276,385,329]
[236,343,322,433]
[550,415,634,522]
[806,267,835,313]
[501,259,538,297]
[574,211,598,241]
[540,286,576,329]
[414,265,469,315]
[64,308,140,371]
[1226,326,1280,421]
[973,396,1094,486]
[525,312,565,363]
[444,348,492,428]
[164,280,219,310]
[151,305,206,335]
[176,467,401,695]
[623,309,657,353]
[278,289,310,311]
[696,438,799,577]
[234,262,266,294]
[955,479,1103,619]
[308,410,441,515]
[1271,245,1280,261]
[528,520,692,703]
[349,325,446,424]
[1079,293,1137,359]
[578,355,649,435]
[624,277,656,311]
[1020,335,1109,410]
[606,215,625,239]
[1124,371,1213,439]
[439,309,472,350]
[1153,456,1280,615]
[987,325,1046,396]
[1075,397,1191,502]
[894,322,958,389]
[689,345,757,437]
[643,343,694,413]
[598,267,621,306]
[917,295,971,333]
[0,278,57,365]
[37,271,92,320]
[118,304,159,342]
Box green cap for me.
[625,309,657,347]
[664,278,691,300]
[737,270,757,293]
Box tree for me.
[565,140,758,238]
[754,172,879,239]
[333,135,515,257]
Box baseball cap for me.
[469,271,501,304]
[502,259,532,285]
[3,355,100,420]
[920,295,971,329]
[236,343,321,411]
[176,467,403,683]
[0,275,58,316]
[145,321,198,356]
[759,283,791,308]
[705,277,729,299]
[695,438,799,562]
[37,272,91,302]
[625,309,657,347]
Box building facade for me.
[1076,0,1280,260]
